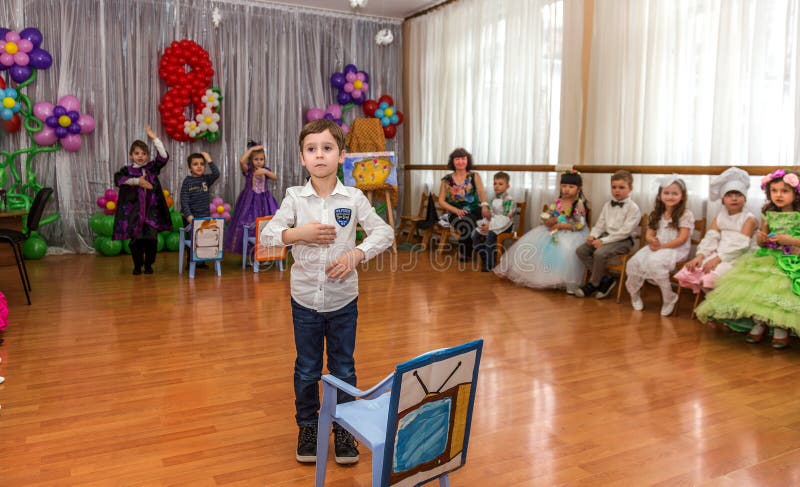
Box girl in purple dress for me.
[224,141,280,254]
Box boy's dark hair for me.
[129,140,149,155]
[186,153,205,168]
[447,148,473,171]
[611,170,634,187]
[762,169,800,213]
[493,171,510,184]
[298,119,346,152]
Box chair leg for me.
[439,473,451,487]
[8,240,30,304]
[616,267,626,303]
[215,260,222,276]
[17,242,31,291]
[436,230,448,255]
[242,226,249,270]
[371,443,385,487]
[673,284,683,316]
[189,261,196,279]
[692,292,703,319]
[315,383,336,487]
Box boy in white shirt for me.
[261,119,394,466]
[575,170,642,298]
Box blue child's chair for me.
[315,339,483,487]
[178,222,222,278]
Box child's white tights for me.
[626,275,678,315]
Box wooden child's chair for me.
[672,217,707,317]
[396,191,429,244]
[495,200,528,260]
[607,214,649,303]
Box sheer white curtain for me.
[584,0,800,219]
[406,0,580,230]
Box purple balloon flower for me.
[0,27,53,83]
[330,63,370,106]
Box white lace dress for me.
[626,210,695,281]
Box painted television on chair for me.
[383,341,482,487]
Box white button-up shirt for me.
[589,196,642,244]
[261,180,394,312]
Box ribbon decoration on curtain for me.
[158,39,222,142]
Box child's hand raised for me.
[295,222,337,244]
[145,124,157,140]
[200,151,212,162]
[249,145,264,153]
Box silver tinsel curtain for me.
[0,0,403,252]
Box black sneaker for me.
[132,267,142,275]
[333,423,359,464]
[143,265,154,274]
[594,277,617,300]
[574,282,596,298]
[296,424,317,463]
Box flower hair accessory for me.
[560,169,582,186]
[760,169,798,189]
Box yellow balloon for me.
[2,97,14,109]
[354,80,363,89]
[385,108,394,117]
[5,42,18,55]
[106,201,116,211]
[216,205,224,214]
[58,115,72,127]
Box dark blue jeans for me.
[472,229,501,270]
[291,297,358,426]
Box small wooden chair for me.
[495,201,528,260]
[672,218,707,317]
[395,191,428,244]
[607,214,649,303]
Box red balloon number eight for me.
[158,40,216,142]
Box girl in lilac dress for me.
[224,141,280,254]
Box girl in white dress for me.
[625,176,695,315]
[674,168,758,292]
[494,170,589,291]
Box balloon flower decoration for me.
[0,26,94,259]
[362,94,403,139]
[158,39,222,142]
[96,189,118,215]
[0,27,53,84]
[305,64,371,132]
[210,197,231,221]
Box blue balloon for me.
[0,108,12,121]
[6,88,16,98]
[375,109,384,118]
[391,114,399,124]
[381,117,390,127]
[379,102,389,109]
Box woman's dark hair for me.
[649,178,687,230]
[762,169,800,213]
[447,148,473,171]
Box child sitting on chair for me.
[674,167,757,293]
[471,171,515,271]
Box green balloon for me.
[0,166,8,188]
[170,210,184,230]
[156,232,165,252]
[95,236,122,256]
[166,231,181,251]
[122,238,131,254]
[89,213,106,234]
[23,234,47,260]
[98,214,115,237]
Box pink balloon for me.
[58,95,81,112]
[0,53,12,67]
[356,73,366,81]
[97,196,107,207]
[345,72,356,82]
[33,101,53,120]
[61,133,83,152]
[77,114,96,134]
[352,89,362,99]
[104,189,117,201]
[5,32,20,43]
[326,104,342,119]
[341,123,349,134]
[306,108,324,121]
[18,39,33,52]
[33,126,57,146]
[13,52,29,66]
[343,83,354,93]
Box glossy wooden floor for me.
[2,249,800,486]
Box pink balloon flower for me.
[32,94,96,152]
[210,197,231,221]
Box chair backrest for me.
[26,187,53,235]
[514,201,527,235]
[416,192,428,218]
[691,218,706,245]
[381,339,483,487]
[634,213,650,249]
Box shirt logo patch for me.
[334,208,352,227]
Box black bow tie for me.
[611,201,625,208]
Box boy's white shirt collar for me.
[298,177,347,198]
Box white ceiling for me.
[261,0,443,20]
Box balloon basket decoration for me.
[158,39,222,142]
[0,26,97,258]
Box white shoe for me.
[631,292,644,311]
[660,292,679,316]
